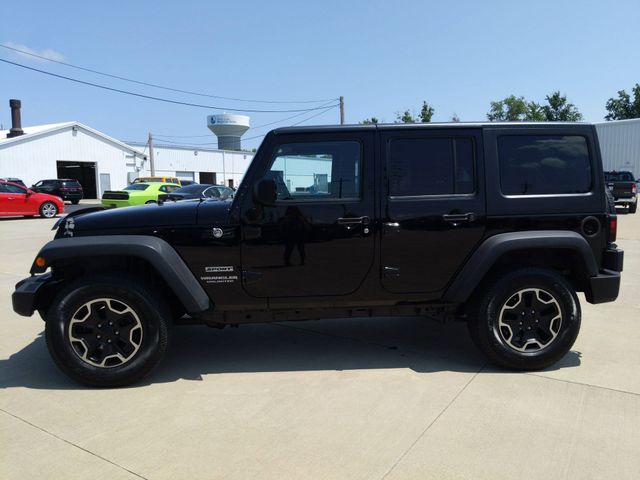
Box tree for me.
[605,84,640,120]
[361,117,379,125]
[487,95,530,121]
[542,91,583,121]
[451,113,461,122]
[526,102,546,121]
[419,101,435,122]
[396,110,416,123]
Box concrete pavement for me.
[1,212,639,479]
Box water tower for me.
[207,113,250,150]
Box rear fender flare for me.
[443,231,598,304]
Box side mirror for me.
[26,189,34,195]
[253,178,277,206]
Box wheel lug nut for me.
[97,335,101,339]
[109,322,113,326]
[107,339,111,343]
[519,322,523,325]
[115,331,119,335]
[527,327,531,330]
[98,324,102,328]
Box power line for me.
[143,105,337,147]
[0,57,340,113]
[153,100,338,138]
[0,43,337,105]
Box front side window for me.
[498,135,591,195]
[266,141,361,200]
[3,183,26,194]
[387,137,475,197]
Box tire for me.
[39,201,58,218]
[71,199,80,205]
[467,268,581,370]
[45,275,171,387]
[629,203,637,214]
[145,200,156,205]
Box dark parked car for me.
[13,122,623,387]
[32,179,83,204]
[1,177,26,187]
[604,171,637,213]
[161,183,234,202]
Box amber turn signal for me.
[35,256,46,268]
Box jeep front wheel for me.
[45,275,171,387]
[467,268,581,370]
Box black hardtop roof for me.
[272,121,594,135]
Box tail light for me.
[59,187,69,192]
[633,183,637,194]
[608,215,617,242]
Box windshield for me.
[124,184,150,191]
[605,172,634,182]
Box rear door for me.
[379,127,486,294]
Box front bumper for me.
[584,248,624,304]
[12,273,54,317]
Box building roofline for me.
[0,121,146,156]
[126,141,254,154]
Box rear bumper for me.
[584,248,624,304]
[60,193,83,201]
[12,273,53,317]
[613,196,636,205]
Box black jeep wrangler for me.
[13,123,623,387]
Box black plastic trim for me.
[443,230,599,303]
[12,273,53,317]
[31,235,211,313]
[585,269,621,304]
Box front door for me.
[0,182,30,215]
[240,131,375,298]
[380,127,486,294]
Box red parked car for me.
[0,180,64,218]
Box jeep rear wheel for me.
[467,268,581,370]
[45,275,171,387]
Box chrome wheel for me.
[498,288,562,353]
[68,298,143,368]
[41,202,57,218]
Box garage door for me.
[175,171,195,182]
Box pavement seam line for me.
[524,372,640,397]
[0,407,150,480]
[379,363,486,480]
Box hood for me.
[59,201,199,236]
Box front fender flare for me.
[31,235,211,313]
[443,230,598,304]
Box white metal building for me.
[126,141,253,189]
[595,118,640,175]
[0,121,254,198]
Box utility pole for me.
[148,132,155,176]
[339,96,345,125]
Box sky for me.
[1,0,639,150]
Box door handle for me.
[442,212,476,223]
[337,216,370,225]
[7,197,15,200]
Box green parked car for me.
[101,182,180,208]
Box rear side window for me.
[62,180,81,187]
[387,137,475,196]
[498,135,591,195]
